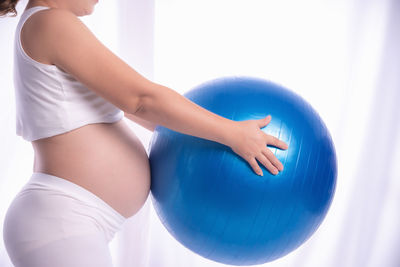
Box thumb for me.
[258,115,271,128]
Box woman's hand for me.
[228,115,288,176]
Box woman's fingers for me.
[256,153,279,175]
[234,117,288,176]
[257,115,288,150]
[266,135,288,150]
[248,157,264,176]
[248,154,280,176]
[257,115,271,128]
[263,149,284,171]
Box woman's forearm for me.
[134,82,235,147]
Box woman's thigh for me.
[2,172,126,267]
[12,233,114,267]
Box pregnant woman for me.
[1,0,288,266]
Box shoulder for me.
[25,8,83,33]
[21,8,93,64]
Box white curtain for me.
[1,0,399,266]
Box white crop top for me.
[14,6,124,141]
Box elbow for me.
[132,84,157,117]
[127,81,161,130]
[129,81,157,116]
[125,89,146,116]
[126,88,158,132]
[132,94,147,116]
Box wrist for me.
[218,119,239,148]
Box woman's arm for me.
[135,85,287,175]
[29,8,287,175]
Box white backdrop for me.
[1,0,399,266]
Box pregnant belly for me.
[32,118,151,219]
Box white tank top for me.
[14,6,124,141]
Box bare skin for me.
[23,0,287,219]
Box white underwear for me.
[3,172,127,267]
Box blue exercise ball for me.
[149,76,337,266]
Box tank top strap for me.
[16,6,51,47]
[18,6,51,31]
[15,6,54,69]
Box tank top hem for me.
[22,113,124,142]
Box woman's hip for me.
[3,172,127,246]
